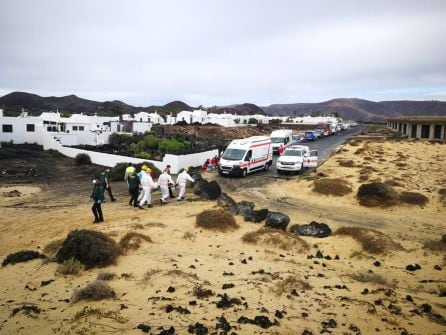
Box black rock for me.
[187,322,208,335]
[216,316,231,332]
[274,310,285,319]
[265,212,290,231]
[235,201,255,216]
[217,193,237,211]
[321,319,337,328]
[158,326,175,335]
[241,259,247,264]
[216,293,241,309]
[193,177,221,200]
[237,315,277,329]
[361,288,369,295]
[167,286,175,293]
[301,330,313,335]
[315,250,324,259]
[41,279,55,286]
[243,209,269,223]
[189,300,197,306]
[222,283,235,290]
[373,261,381,267]
[405,295,413,302]
[434,265,442,271]
[137,323,151,333]
[406,264,421,272]
[442,233,446,244]
[289,221,332,238]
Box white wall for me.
[42,135,218,174]
[132,122,152,134]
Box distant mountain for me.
[210,103,265,115]
[1,92,445,121]
[0,92,193,117]
[262,98,446,121]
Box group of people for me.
[89,163,195,223]
[202,155,220,171]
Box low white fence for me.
[42,134,217,174]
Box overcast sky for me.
[1,0,445,106]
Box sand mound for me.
[242,228,309,252]
[335,227,404,254]
[313,178,352,196]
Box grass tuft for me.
[349,272,390,286]
[242,228,309,252]
[56,258,83,275]
[335,227,404,254]
[313,178,352,196]
[119,232,153,253]
[196,210,239,232]
[2,250,46,266]
[43,239,64,256]
[272,275,312,295]
[399,192,429,206]
[357,182,398,207]
[72,280,116,302]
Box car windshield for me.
[270,137,285,143]
[305,131,314,135]
[222,148,246,161]
[283,150,302,157]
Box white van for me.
[218,136,273,177]
[270,129,293,154]
[276,145,318,174]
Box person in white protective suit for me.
[138,166,154,209]
[158,168,174,204]
[176,167,195,201]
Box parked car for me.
[313,128,324,138]
[276,145,318,174]
[292,134,304,144]
[305,130,318,141]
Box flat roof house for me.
[387,116,446,140]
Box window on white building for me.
[79,126,85,131]
[26,124,35,132]
[73,126,78,131]
[2,124,13,132]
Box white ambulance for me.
[276,145,318,174]
[270,129,293,154]
[218,136,273,177]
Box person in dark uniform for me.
[90,176,105,223]
[164,165,175,198]
[127,170,140,207]
[100,167,116,202]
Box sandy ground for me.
[0,134,445,335]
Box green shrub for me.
[159,138,191,154]
[135,151,151,159]
[74,153,91,166]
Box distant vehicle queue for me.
[216,121,356,177]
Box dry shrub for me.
[399,192,429,207]
[193,285,215,299]
[72,280,116,302]
[119,232,153,253]
[335,227,404,254]
[196,210,239,232]
[339,160,355,167]
[56,258,83,275]
[272,275,312,295]
[379,158,386,162]
[359,175,369,182]
[73,307,128,323]
[357,182,398,207]
[423,239,446,252]
[97,272,117,281]
[363,156,372,161]
[349,140,360,147]
[2,250,46,266]
[438,188,446,201]
[43,239,64,256]
[384,179,402,187]
[313,178,352,196]
[166,269,200,281]
[349,272,390,286]
[395,163,407,168]
[354,148,366,155]
[56,229,121,269]
[242,228,309,252]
